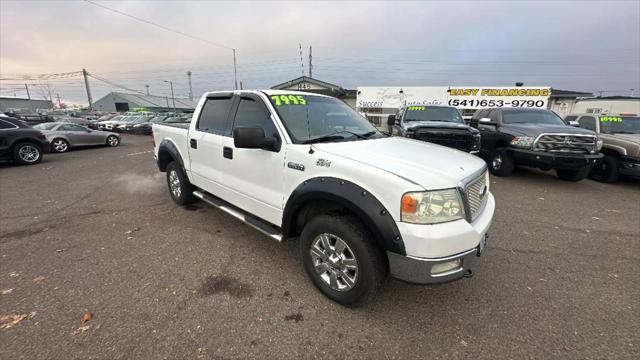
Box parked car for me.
[127,115,172,135]
[33,122,120,153]
[565,114,640,182]
[0,115,49,165]
[97,115,125,131]
[387,105,481,153]
[153,90,495,306]
[470,108,603,181]
[3,111,52,125]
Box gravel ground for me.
[1,134,638,359]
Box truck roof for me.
[201,90,332,98]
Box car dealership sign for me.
[357,86,551,110]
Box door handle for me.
[223,146,233,159]
[190,139,197,149]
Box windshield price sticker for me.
[407,106,426,111]
[600,116,623,122]
[271,95,307,106]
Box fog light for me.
[431,259,462,275]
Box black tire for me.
[556,167,591,182]
[12,142,43,165]
[106,135,120,147]
[51,138,69,153]
[300,213,386,307]
[589,155,620,183]
[489,148,515,177]
[166,161,197,205]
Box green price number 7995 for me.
[271,95,307,106]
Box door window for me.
[0,119,18,129]
[578,116,597,131]
[59,124,87,132]
[233,97,278,138]
[196,97,234,135]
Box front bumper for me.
[510,148,603,170]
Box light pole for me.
[164,80,176,112]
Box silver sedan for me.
[33,122,121,153]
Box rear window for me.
[0,119,19,129]
[403,106,463,123]
[197,97,233,135]
[33,123,58,130]
[598,116,640,134]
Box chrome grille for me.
[465,170,488,221]
[534,134,596,154]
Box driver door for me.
[219,94,286,225]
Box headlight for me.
[401,189,465,224]
[596,138,603,151]
[510,136,534,148]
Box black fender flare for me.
[157,139,184,171]
[282,177,405,255]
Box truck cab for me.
[387,105,481,153]
[153,90,495,306]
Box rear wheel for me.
[166,161,197,205]
[489,148,515,176]
[106,135,120,147]
[556,167,591,182]
[589,155,620,183]
[12,142,42,165]
[300,213,386,307]
[51,138,69,153]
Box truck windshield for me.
[502,109,565,125]
[599,116,640,134]
[403,106,463,123]
[269,94,380,143]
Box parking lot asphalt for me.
[1,134,639,359]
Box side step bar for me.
[192,190,283,242]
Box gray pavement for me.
[1,134,638,359]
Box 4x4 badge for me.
[316,159,331,168]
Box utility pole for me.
[164,80,176,112]
[239,81,243,90]
[82,68,93,110]
[598,90,604,97]
[187,71,193,101]
[309,46,313,78]
[25,84,33,111]
[631,89,635,97]
[145,84,150,95]
[56,93,62,109]
[233,49,238,90]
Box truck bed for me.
[152,123,190,164]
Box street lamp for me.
[164,80,176,112]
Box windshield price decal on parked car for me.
[271,95,307,106]
[406,106,426,111]
[600,116,623,122]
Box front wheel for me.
[300,214,386,307]
[166,161,197,205]
[489,148,515,176]
[589,155,620,183]
[106,135,120,147]
[13,142,42,165]
[556,167,591,182]
[51,138,69,153]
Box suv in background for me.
[387,105,481,153]
[0,115,49,165]
[566,114,640,182]
[470,108,603,181]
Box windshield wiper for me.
[302,134,346,144]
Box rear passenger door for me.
[219,94,285,225]
[188,94,235,192]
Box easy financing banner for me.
[357,86,551,110]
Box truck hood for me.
[404,120,477,133]
[312,137,486,190]
[601,133,640,143]
[503,123,596,137]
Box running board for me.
[192,190,283,242]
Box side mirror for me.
[568,120,579,127]
[387,114,396,126]
[233,127,279,151]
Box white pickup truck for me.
[153,90,495,307]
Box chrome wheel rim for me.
[492,153,502,170]
[53,140,68,152]
[310,233,358,292]
[168,170,181,198]
[107,136,119,146]
[18,145,39,163]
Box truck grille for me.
[413,128,474,152]
[464,170,488,221]
[534,134,596,154]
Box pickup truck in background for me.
[565,114,640,182]
[470,108,603,181]
[153,90,495,306]
[387,105,481,153]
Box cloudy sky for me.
[1,0,639,105]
